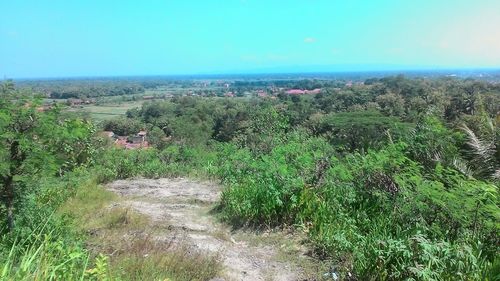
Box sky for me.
[1,0,500,78]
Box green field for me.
[65,100,144,121]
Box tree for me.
[375,92,405,117]
[0,79,15,94]
[234,105,289,154]
[445,80,486,120]
[407,114,463,169]
[306,110,409,152]
[0,82,95,231]
[147,126,168,149]
[102,117,142,136]
[459,112,499,182]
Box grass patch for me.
[106,236,222,281]
[59,180,222,281]
[58,179,118,225]
[65,101,144,121]
[0,227,89,280]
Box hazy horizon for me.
[7,65,500,81]
[2,0,500,78]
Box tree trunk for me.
[3,175,14,231]
[2,140,20,232]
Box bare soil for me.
[107,178,318,281]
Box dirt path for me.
[107,178,314,281]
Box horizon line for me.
[4,66,500,81]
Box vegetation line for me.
[1,76,499,280]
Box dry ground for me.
[106,178,322,281]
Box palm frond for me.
[460,124,495,160]
[452,157,473,178]
[493,169,500,180]
[460,123,497,179]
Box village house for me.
[101,130,149,149]
[285,89,305,95]
[67,98,84,106]
[305,88,322,94]
[101,131,115,139]
[36,104,53,112]
[285,88,322,95]
[130,130,147,144]
[67,98,96,106]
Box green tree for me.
[102,117,142,136]
[234,105,289,154]
[407,114,463,169]
[147,126,168,149]
[460,112,499,182]
[376,92,405,117]
[306,110,409,152]
[0,83,95,231]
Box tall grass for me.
[1,161,222,281]
[216,136,500,280]
[0,219,89,280]
[94,145,217,183]
[0,171,95,281]
[59,173,222,281]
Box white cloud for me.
[304,37,316,43]
[267,53,288,61]
[5,30,18,38]
[240,54,262,63]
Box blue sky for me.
[1,0,500,78]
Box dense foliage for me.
[1,75,499,280]
[112,75,498,279]
[0,81,99,279]
[18,79,145,99]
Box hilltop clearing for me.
[106,178,320,281]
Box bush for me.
[218,137,499,279]
[218,131,333,225]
